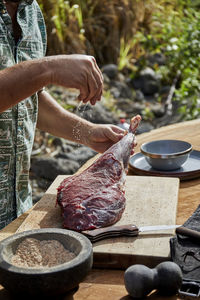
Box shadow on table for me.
[120,290,179,300]
[0,286,79,300]
[180,177,200,188]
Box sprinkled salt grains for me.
[11,238,76,268]
[72,101,86,142]
[72,124,81,141]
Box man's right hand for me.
[48,54,104,105]
[0,54,103,112]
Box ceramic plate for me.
[129,150,200,181]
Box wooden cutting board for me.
[15,175,179,269]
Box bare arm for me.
[37,90,93,145]
[0,54,103,113]
[0,58,50,112]
[37,91,125,153]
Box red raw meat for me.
[57,115,141,231]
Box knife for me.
[82,224,180,243]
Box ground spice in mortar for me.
[11,238,76,268]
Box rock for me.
[32,193,44,205]
[140,67,157,80]
[51,137,63,148]
[128,101,146,115]
[135,90,145,102]
[124,264,155,298]
[48,86,79,104]
[137,121,154,134]
[147,53,166,66]
[142,79,160,95]
[110,86,121,98]
[56,146,96,165]
[160,86,171,101]
[129,67,160,95]
[144,94,158,102]
[115,98,136,114]
[118,72,126,82]
[101,64,118,80]
[31,157,80,181]
[102,73,110,84]
[74,102,118,124]
[129,76,142,90]
[37,178,52,190]
[110,81,133,99]
[151,102,166,118]
[61,144,74,153]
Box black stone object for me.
[0,228,93,297]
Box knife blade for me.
[82,224,180,243]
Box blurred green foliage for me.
[38,0,200,120]
[119,0,200,120]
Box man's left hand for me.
[86,124,136,154]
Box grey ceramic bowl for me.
[0,228,93,297]
[140,140,192,171]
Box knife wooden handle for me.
[82,224,139,242]
[176,226,200,242]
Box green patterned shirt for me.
[0,0,46,229]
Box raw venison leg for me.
[57,115,141,231]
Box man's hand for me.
[48,54,103,105]
[37,92,138,154]
[85,124,136,154]
[0,54,103,112]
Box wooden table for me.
[0,119,200,300]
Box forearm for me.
[0,54,103,113]
[0,58,51,112]
[37,91,93,145]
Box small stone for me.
[101,64,118,80]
